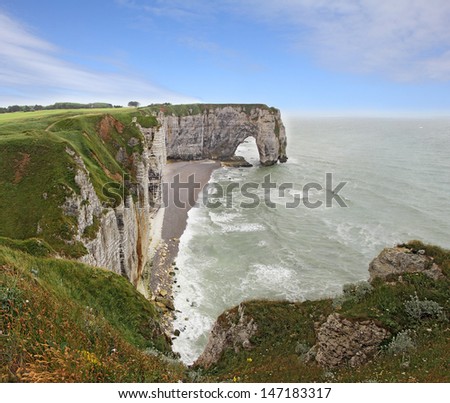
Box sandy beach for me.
[149,160,220,329]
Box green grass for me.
[1,245,186,382]
[0,133,86,257]
[203,300,332,383]
[202,242,450,383]
[0,237,54,257]
[0,108,156,257]
[144,103,276,117]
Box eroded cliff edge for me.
[0,104,287,294]
[69,104,287,290]
[193,241,449,382]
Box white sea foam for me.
[209,211,241,224]
[217,222,266,233]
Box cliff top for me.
[144,103,280,117]
[2,237,449,382]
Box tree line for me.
[0,102,124,114]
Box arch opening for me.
[233,136,260,166]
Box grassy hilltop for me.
[0,244,186,382]
[0,107,157,257]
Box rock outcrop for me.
[369,246,443,282]
[161,105,287,166]
[194,304,258,369]
[314,314,390,368]
[63,119,165,289]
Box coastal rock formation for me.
[314,314,390,368]
[160,105,287,166]
[194,304,258,369]
[369,246,443,282]
[63,119,164,289]
[58,105,287,291]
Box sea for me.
[172,116,450,364]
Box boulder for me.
[194,304,257,369]
[369,247,443,282]
[315,313,390,368]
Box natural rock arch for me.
[163,105,287,166]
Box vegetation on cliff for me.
[197,241,449,383]
[0,107,157,258]
[1,245,186,382]
[145,103,279,117]
[2,239,448,383]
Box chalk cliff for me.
[63,120,165,290]
[62,104,286,289]
[160,105,287,166]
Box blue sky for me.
[2,0,450,115]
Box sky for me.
[2,0,450,115]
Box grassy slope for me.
[1,245,186,382]
[0,108,157,257]
[204,241,450,383]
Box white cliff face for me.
[63,105,286,291]
[163,106,287,166]
[63,120,164,288]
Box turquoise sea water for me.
[172,117,450,364]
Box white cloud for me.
[120,0,450,82]
[0,12,197,106]
[230,0,450,81]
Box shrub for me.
[0,279,23,313]
[404,293,445,322]
[333,281,374,308]
[386,330,415,355]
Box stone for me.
[220,156,253,167]
[127,137,140,147]
[369,247,443,282]
[194,303,258,369]
[314,313,390,368]
[159,298,174,311]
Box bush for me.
[404,293,445,322]
[386,330,415,355]
[333,281,374,308]
[343,281,374,299]
[0,280,23,313]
